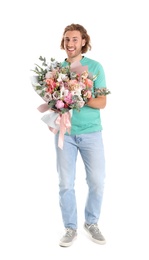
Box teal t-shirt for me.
[62,56,106,135]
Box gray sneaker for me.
[59,228,77,247]
[84,223,106,245]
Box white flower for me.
[77,100,85,108]
[45,71,53,79]
[52,91,60,100]
[71,89,81,96]
[64,89,69,96]
[43,93,52,102]
[60,85,65,98]
[57,73,68,82]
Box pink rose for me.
[55,100,65,109]
[64,92,73,104]
[84,78,93,88]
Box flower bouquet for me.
[30,56,110,149]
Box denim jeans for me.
[55,131,106,230]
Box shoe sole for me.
[84,226,106,245]
[59,235,77,247]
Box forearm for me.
[86,96,106,109]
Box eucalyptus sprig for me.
[94,88,111,97]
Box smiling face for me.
[63,30,86,63]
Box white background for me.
[0,0,149,259]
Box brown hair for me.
[60,23,92,54]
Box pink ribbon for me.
[54,112,71,149]
[37,103,71,149]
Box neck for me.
[66,55,83,64]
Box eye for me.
[64,38,70,43]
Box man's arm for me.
[86,95,106,109]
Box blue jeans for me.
[55,131,106,230]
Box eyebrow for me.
[64,36,78,39]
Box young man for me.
[55,23,107,247]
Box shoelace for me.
[88,224,101,234]
[65,228,74,237]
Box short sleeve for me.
[94,63,106,89]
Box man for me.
[55,23,107,247]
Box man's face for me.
[63,30,85,60]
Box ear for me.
[82,39,86,46]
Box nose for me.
[67,39,73,46]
